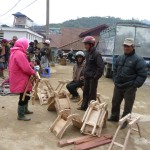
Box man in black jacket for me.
[77,36,104,110]
[108,38,147,129]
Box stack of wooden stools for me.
[49,90,81,139]
[49,94,108,139]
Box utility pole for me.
[46,0,49,39]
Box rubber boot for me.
[25,103,33,114]
[17,105,31,121]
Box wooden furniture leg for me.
[96,93,101,103]
[22,72,41,104]
[97,103,108,137]
[31,79,40,105]
[55,80,67,93]
[45,82,54,92]
[80,101,99,134]
[108,114,141,150]
[78,98,83,105]
[22,76,34,101]
[91,105,102,135]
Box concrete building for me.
[0,12,43,42]
[12,12,33,29]
[0,27,43,42]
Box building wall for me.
[14,17,26,25]
[14,17,33,28]
[3,30,43,42]
[26,19,33,28]
[4,31,26,40]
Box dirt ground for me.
[0,64,150,150]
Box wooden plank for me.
[58,135,92,147]
[22,76,33,101]
[72,138,112,150]
[74,136,97,145]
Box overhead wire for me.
[0,0,22,17]
[0,0,38,21]
[20,0,38,11]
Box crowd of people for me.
[0,36,52,79]
[0,35,148,130]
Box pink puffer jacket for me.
[9,38,35,93]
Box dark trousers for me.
[66,81,84,97]
[81,78,98,109]
[111,86,137,119]
[18,92,30,106]
[0,68,4,77]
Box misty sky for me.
[0,0,149,26]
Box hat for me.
[34,40,38,43]
[123,38,134,46]
[12,36,18,40]
[1,39,8,43]
[43,40,50,45]
[29,42,34,46]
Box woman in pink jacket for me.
[9,38,36,121]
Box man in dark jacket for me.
[77,36,104,110]
[108,38,147,129]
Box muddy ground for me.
[0,64,150,150]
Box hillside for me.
[49,16,139,28]
[31,16,150,34]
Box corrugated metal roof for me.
[79,24,108,38]
[59,36,99,51]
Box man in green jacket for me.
[108,38,147,129]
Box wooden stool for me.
[50,110,81,139]
[108,114,141,150]
[54,90,71,114]
[37,86,51,105]
[47,90,71,113]
[55,80,69,93]
[80,101,108,137]
[22,72,41,105]
[42,79,54,93]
